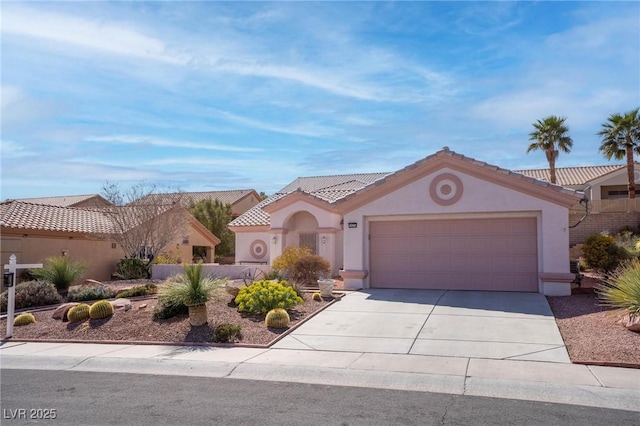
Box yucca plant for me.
[158,263,223,326]
[33,256,86,296]
[597,259,640,317]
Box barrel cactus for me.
[265,308,290,329]
[14,312,36,326]
[89,300,114,319]
[312,292,322,302]
[67,303,91,323]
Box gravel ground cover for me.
[0,281,333,346]
[547,274,640,367]
[2,277,639,367]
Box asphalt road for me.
[1,369,638,425]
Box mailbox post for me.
[3,254,43,338]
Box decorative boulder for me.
[111,298,132,311]
[620,314,640,333]
[52,302,80,321]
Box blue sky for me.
[1,1,639,200]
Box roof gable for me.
[336,148,583,211]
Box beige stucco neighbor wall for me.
[1,229,122,286]
[232,193,261,215]
[341,167,574,295]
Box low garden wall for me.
[152,264,272,280]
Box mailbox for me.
[3,272,14,287]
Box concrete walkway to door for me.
[274,289,570,363]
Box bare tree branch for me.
[99,182,188,272]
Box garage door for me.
[369,217,538,291]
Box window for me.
[299,233,317,254]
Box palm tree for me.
[527,116,573,184]
[598,107,640,199]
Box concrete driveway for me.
[273,289,570,363]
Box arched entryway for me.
[283,211,319,253]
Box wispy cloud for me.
[0,5,187,64]
[85,135,262,153]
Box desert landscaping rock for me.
[620,314,640,333]
[52,303,79,321]
[111,298,132,311]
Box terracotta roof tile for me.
[515,165,623,186]
[9,194,109,207]
[230,150,606,228]
[0,201,113,234]
[140,189,257,207]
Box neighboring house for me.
[516,164,640,245]
[0,200,220,287]
[230,148,581,296]
[10,194,112,208]
[140,189,262,218]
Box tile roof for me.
[139,189,257,207]
[9,194,109,207]
[230,149,591,228]
[0,201,180,234]
[515,165,624,186]
[0,201,114,234]
[229,174,390,227]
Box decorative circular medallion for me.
[429,173,463,206]
[249,239,268,259]
[634,170,640,184]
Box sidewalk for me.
[1,341,639,413]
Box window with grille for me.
[299,233,317,254]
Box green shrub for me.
[115,283,158,298]
[234,280,304,314]
[89,300,115,319]
[32,256,86,294]
[0,281,63,313]
[67,284,117,302]
[14,312,36,326]
[265,308,290,329]
[271,246,312,278]
[152,296,188,320]
[115,258,148,280]
[597,259,640,316]
[292,255,331,287]
[213,323,242,343]
[67,303,91,323]
[159,264,222,307]
[582,233,628,272]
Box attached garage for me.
[369,217,538,291]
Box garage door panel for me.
[370,218,538,292]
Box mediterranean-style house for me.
[515,163,640,245]
[230,148,586,296]
[0,200,220,287]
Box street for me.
[1,369,638,425]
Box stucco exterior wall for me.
[232,193,261,215]
[588,166,640,201]
[342,167,572,294]
[1,230,122,285]
[234,231,271,264]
